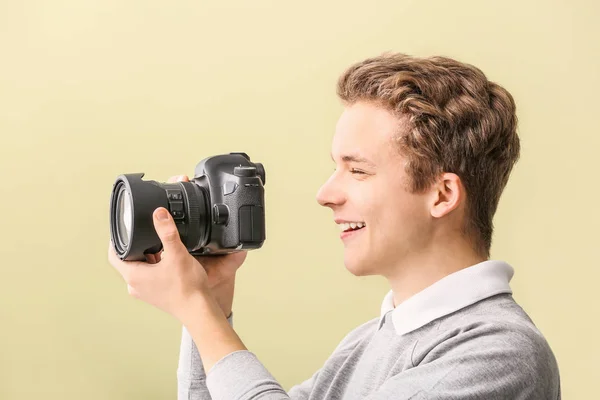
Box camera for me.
[109,152,266,261]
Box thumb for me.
[153,207,185,257]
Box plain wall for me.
[1,0,598,398]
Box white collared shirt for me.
[378,260,515,335]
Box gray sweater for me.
[177,261,561,399]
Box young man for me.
[109,53,561,399]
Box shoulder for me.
[419,294,556,360]
[413,294,560,396]
[332,317,380,354]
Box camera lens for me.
[109,173,210,261]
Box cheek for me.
[357,190,390,235]
[367,188,428,235]
[349,185,378,218]
[348,179,426,228]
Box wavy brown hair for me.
[337,52,520,257]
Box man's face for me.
[316,102,433,277]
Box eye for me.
[350,168,366,175]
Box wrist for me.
[211,279,235,318]
[177,289,218,325]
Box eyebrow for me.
[331,152,376,167]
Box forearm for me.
[177,277,237,400]
[180,292,290,400]
[182,292,247,374]
[177,312,235,400]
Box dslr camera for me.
[109,152,266,261]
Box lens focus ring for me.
[180,181,204,251]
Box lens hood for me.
[109,173,169,260]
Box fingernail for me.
[156,208,169,221]
[177,175,185,182]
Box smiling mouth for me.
[338,222,366,233]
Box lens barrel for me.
[109,173,210,261]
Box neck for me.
[385,237,486,307]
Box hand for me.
[160,175,247,317]
[108,206,210,321]
[108,174,247,320]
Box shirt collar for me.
[378,260,514,335]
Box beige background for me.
[1,0,598,398]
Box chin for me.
[343,254,375,277]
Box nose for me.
[316,172,346,208]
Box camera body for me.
[109,152,266,261]
[187,152,266,255]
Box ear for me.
[430,173,463,219]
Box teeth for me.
[338,222,366,232]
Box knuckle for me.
[163,229,180,244]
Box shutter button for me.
[233,166,257,177]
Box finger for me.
[152,207,186,257]
[167,175,190,183]
[195,251,247,267]
[108,240,148,285]
[148,249,163,263]
[145,253,158,264]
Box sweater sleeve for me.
[203,319,377,400]
[177,312,235,400]
[176,310,322,400]
[204,351,323,400]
